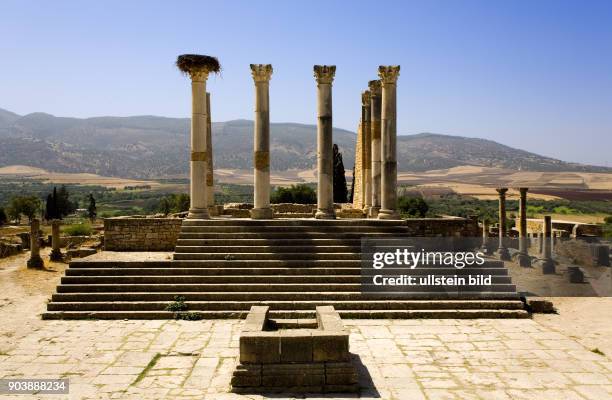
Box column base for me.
[514,252,532,268]
[208,205,224,217]
[315,209,336,219]
[538,259,556,274]
[27,256,44,269]
[368,206,380,219]
[187,207,210,219]
[377,209,400,220]
[50,249,63,262]
[496,247,511,261]
[250,208,274,219]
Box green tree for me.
[333,144,348,203]
[271,184,316,204]
[398,196,429,218]
[0,207,7,225]
[7,196,42,222]
[87,194,97,222]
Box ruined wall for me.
[403,218,479,237]
[104,218,182,251]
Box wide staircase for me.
[43,219,528,319]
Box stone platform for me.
[43,218,528,319]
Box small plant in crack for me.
[224,254,235,261]
[175,312,204,321]
[165,296,188,312]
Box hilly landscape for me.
[0,107,609,180]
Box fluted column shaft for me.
[362,90,372,212]
[206,92,214,207]
[378,66,400,219]
[496,188,511,260]
[27,218,43,268]
[516,187,531,267]
[50,219,62,261]
[250,64,274,219]
[314,65,336,219]
[187,69,210,219]
[369,80,382,217]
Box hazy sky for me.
[2,0,611,166]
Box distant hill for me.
[0,108,609,179]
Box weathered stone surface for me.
[104,218,182,251]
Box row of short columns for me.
[494,187,555,272]
[27,218,63,268]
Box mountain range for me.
[0,108,609,179]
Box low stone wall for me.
[404,217,479,237]
[524,218,603,237]
[104,218,182,251]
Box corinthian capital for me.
[189,69,210,82]
[378,65,400,84]
[313,65,336,84]
[250,64,273,83]
[496,187,508,197]
[361,90,371,107]
[368,80,382,96]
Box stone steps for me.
[47,299,525,311]
[60,275,513,284]
[55,282,517,293]
[45,218,526,319]
[50,291,520,302]
[42,308,528,320]
[64,267,508,276]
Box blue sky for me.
[1,0,611,166]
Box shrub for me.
[604,216,612,224]
[271,184,316,204]
[63,223,92,236]
[398,196,429,218]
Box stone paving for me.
[1,317,611,399]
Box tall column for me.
[49,219,63,262]
[539,215,556,274]
[516,187,531,267]
[206,92,215,209]
[495,188,511,260]
[362,90,372,214]
[250,64,274,219]
[377,66,400,220]
[186,69,210,219]
[369,80,382,217]
[27,218,43,268]
[314,65,336,219]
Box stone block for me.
[280,329,313,363]
[312,332,349,362]
[239,332,280,364]
[526,298,555,313]
[568,266,585,283]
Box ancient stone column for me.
[481,220,489,253]
[314,65,336,219]
[515,187,531,267]
[49,219,63,262]
[362,90,372,214]
[177,57,214,219]
[377,66,400,219]
[206,92,215,209]
[539,215,556,274]
[369,80,382,217]
[495,188,511,260]
[27,218,43,268]
[250,64,274,219]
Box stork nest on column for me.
[176,54,221,74]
